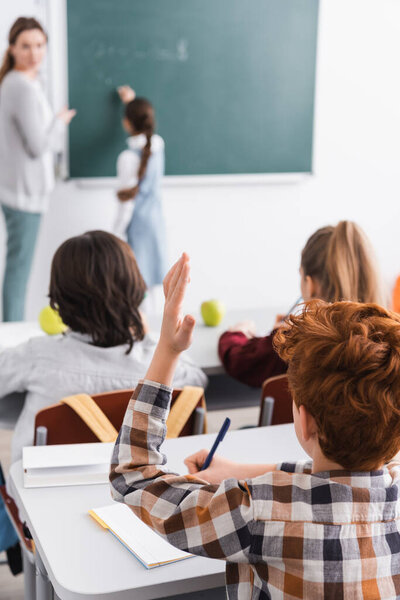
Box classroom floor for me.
[0,405,259,599]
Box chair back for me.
[0,470,33,554]
[34,388,205,446]
[259,374,293,426]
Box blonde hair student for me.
[110,255,400,598]
[218,220,386,387]
[300,220,384,306]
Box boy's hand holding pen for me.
[185,450,239,485]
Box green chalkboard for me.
[67,0,319,177]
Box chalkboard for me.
[67,0,319,177]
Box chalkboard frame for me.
[47,0,318,184]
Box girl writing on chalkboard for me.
[115,85,167,311]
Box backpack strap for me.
[60,394,118,443]
[166,387,207,439]
[61,386,207,443]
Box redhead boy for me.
[110,254,400,599]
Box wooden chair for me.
[258,374,293,426]
[34,387,206,446]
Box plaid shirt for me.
[110,380,400,599]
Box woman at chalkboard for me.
[0,17,76,322]
[115,85,167,311]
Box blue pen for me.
[201,417,231,471]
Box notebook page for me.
[92,504,191,566]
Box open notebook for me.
[89,503,193,569]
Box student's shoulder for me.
[247,461,313,495]
[26,333,66,353]
[151,134,165,152]
[0,334,63,363]
[247,462,314,519]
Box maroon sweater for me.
[218,330,287,388]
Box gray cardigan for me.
[0,70,64,212]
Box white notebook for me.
[90,503,193,569]
[23,442,114,488]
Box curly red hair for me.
[274,301,400,470]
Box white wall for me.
[0,1,46,46]
[1,0,400,321]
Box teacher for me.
[0,17,75,321]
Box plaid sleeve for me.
[109,380,255,562]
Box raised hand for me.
[160,253,195,355]
[145,254,196,386]
[117,85,136,104]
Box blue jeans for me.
[1,204,41,322]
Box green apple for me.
[201,299,226,327]
[38,306,67,335]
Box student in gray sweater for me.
[0,17,75,321]
[0,230,208,464]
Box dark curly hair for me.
[49,231,146,353]
[274,300,400,470]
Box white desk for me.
[10,425,307,600]
[0,308,278,376]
